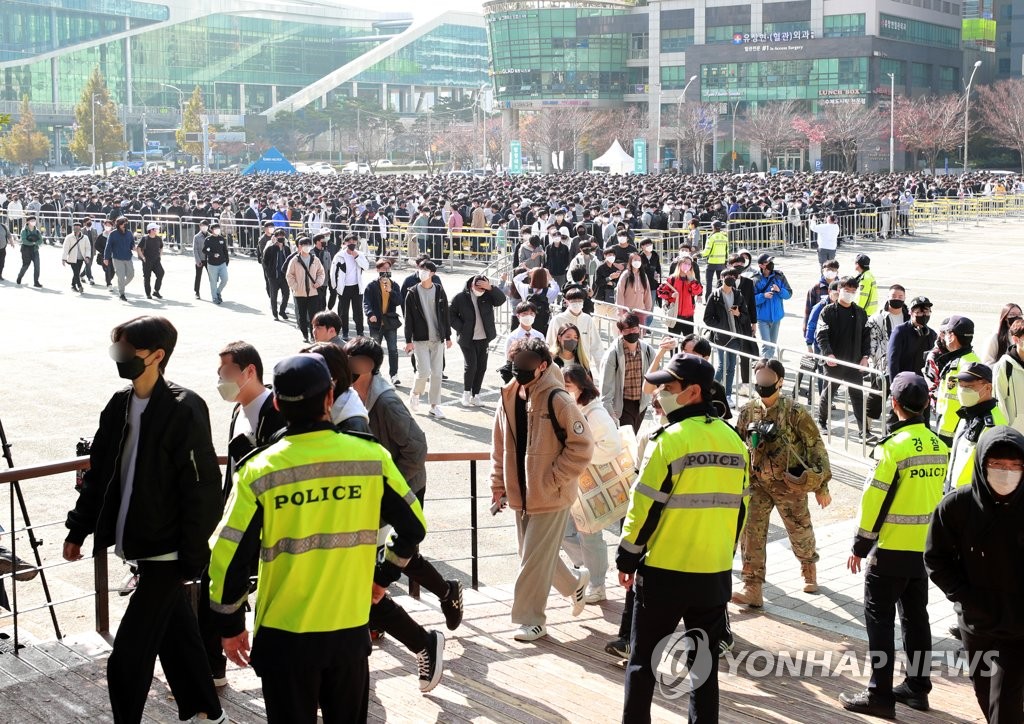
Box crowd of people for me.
[3,167,1024,723]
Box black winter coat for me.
[449,280,507,343]
[404,283,451,343]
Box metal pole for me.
[655,86,662,172]
[469,460,479,590]
[731,100,739,172]
[91,93,97,171]
[888,72,895,174]
[964,60,982,174]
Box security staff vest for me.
[936,351,982,438]
[703,231,729,265]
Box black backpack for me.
[526,287,551,333]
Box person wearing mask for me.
[567,238,599,289]
[935,316,981,447]
[404,261,451,418]
[518,233,545,270]
[699,219,729,301]
[803,260,839,337]
[944,363,1008,493]
[547,288,603,364]
[615,252,653,325]
[191,220,209,300]
[363,258,403,385]
[809,213,840,264]
[550,323,592,373]
[728,251,761,391]
[982,302,1022,366]
[840,373,947,718]
[618,353,749,723]
[330,232,370,339]
[658,253,703,335]
[732,359,832,607]
[638,238,660,289]
[61,220,92,293]
[607,227,637,266]
[867,285,909,376]
[561,363,623,603]
[64,316,225,724]
[925,426,1024,723]
[544,228,571,288]
[600,314,656,434]
[512,266,559,336]
[311,232,334,312]
[15,213,44,287]
[807,282,841,355]
[284,236,326,344]
[815,276,871,439]
[751,254,792,359]
[138,223,165,300]
[490,338,594,641]
[93,219,116,289]
[202,222,229,305]
[208,354,428,720]
[594,247,622,304]
[703,267,752,403]
[887,296,936,384]
[104,216,136,302]
[995,319,1024,434]
[449,274,508,406]
[262,229,291,321]
[854,253,878,316]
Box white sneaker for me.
[461,391,472,406]
[429,405,446,419]
[409,393,421,412]
[513,624,547,642]
[570,568,590,617]
[189,713,227,723]
[584,585,606,604]
[471,395,481,407]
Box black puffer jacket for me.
[925,425,1024,639]
[65,376,223,577]
[449,276,507,344]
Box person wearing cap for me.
[887,296,936,384]
[490,337,594,642]
[618,352,749,723]
[64,316,225,724]
[943,362,1008,493]
[284,236,326,344]
[698,219,729,301]
[751,253,792,359]
[815,275,872,439]
[330,232,370,339]
[733,358,832,608]
[208,353,430,719]
[61,219,92,293]
[854,253,878,316]
[202,222,230,305]
[192,219,209,300]
[840,372,947,718]
[925,425,1024,722]
[935,316,981,446]
[104,216,136,301]
[261,228,291,321]
[15,213,43,287]
[138,222,165,300]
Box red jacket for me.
[663,275,703,318]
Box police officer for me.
[733,358,832,608]
[698,219,728,301]
[208,354,428,722]
[618,353,750,723]
[935,315,981,447]
[840,372,948,718]
[944,362,1008,493]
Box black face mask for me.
[723,277,736,288]
[379,271,391,279]
[888,299,905,309]
[347,243,357,251]
[562,339,578,353]
[116,354,150,380]
[623,332,641,344]
[754,382,779,399]
[511,365,537,386]
[913,314,931,328]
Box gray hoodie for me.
[366,374,427,494]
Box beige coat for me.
[285,252,325,297]
[491,364,595,514]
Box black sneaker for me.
[838,690,895,719]
[892,682,929,711]
[0,546,37,581]
[119,294,127,301]
[153,291,162,299]
[605,637,630,659]
[416,630,445,693]
[440,580,463,631]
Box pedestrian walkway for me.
[0,580,980,722]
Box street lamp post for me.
[670,75,698,173]
[963,59,983,174]
[90,93,98,171]
[731,98,741,172]
[655,85,663,173]
[887,72,895,174]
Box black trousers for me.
[107,561,221,724]
[142,259,164,296]
[337,285,363,337]
[16,245,40,284]
[819,363,866,432]
[460,339,490,395]
[267,276,290,317]
[369,594,429,654]
[69,260,83,289]
[619,399,644,435]
[0,245,6,278]
[960,630,1024,723]
[864,569,932,704]
[624,566,726,723]
[193,264,204,296]
[295,295,321,339]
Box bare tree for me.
[520,108,600,171]
[744,99,799,169]
[673,103,717,173]
[976,79,1024,173]
[820,104,886,171]
[894,94,963,174]
[586,107,648,159]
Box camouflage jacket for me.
[737,396,832,496]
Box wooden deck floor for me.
[0,584,984,723]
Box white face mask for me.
[824,270,838,280]
[957,387,982,408]
[987,467,1023,496]
[657,388,684,416]
[568,302,584,314]
[418,270,432,282]
[631,260,642,269]
[472,289,485,297]
[519,315,535,328]
[839,290,857,305]
[217,380,240,403]
[552,237,561,245]
[617,236,628,244]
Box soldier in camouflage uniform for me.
[732,358,832,607]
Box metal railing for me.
[0,451,498,651]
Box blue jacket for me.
[103,228,135,261]
[753,270,792,324]
[806,300,827,349]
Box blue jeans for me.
[757,319,781,359]
[207,263,228,302]
[562,517,608,589]
[715,347,737,397]
[370,326,400,379]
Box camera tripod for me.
[0,414,62,651]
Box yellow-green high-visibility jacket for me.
[617,406,749,601]
[702,231,730,265]
[856,269,878,316]
[946,402,1008,492]
[852,420,947,575]
[208,425,426,636]
[936,350,982,439]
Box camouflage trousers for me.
[739,484,819,585]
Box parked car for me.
[374,159,395,168]
[308,162,337,176]
[341,162,370,174]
